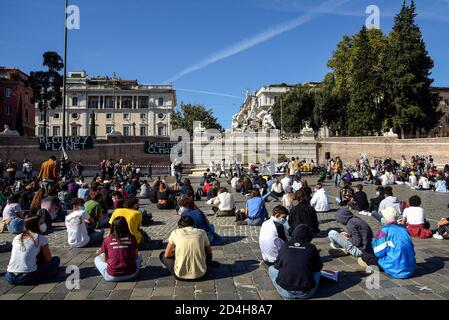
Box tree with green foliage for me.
[171,103,224,136]
[383,0,441,138]
[15,94,24,136]
[28,52,63,138]
[90,112,96,137]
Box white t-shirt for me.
[282,194,294,212]
[65,210,90,248]
[409,175,417,187]
[7,233,48,273]
[214,192,235,211]
[231,177,239,189]
[403,206,425,225]
[419,177,430,189]
[292,181,302,192]
[281,177,292,191]
[259,217,289,263]
[2,203,21,221]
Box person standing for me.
[219,159,227,178]
[333,156,343,188]
[147,162,153,179]
[37,156,59,194]
[22,159,33,183]
[6,160,17,185]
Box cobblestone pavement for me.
[1,176,449,300]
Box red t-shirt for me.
[101,234,137,276]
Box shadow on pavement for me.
[314,270,368,298]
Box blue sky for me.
[1,0,448,128]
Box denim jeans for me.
[334,173,341,187]
[268,266,320,299]
[328,230,363,257]
[94,254,142,282]
[88,229,105,245]
[7,217,24,234]
[246,208,268,226]
[207,224,223,245]
[5,256,60,285]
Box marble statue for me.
[0,125,20,136]
[383,128,398,137]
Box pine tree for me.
[383,0,441,138]
[15,94,24,136]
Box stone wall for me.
[317,136,449,166]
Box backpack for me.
[141,210,153,226]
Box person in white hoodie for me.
[65,198,105,248]
[310,183,329,213]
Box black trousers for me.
[437,225,449,235]
[361,252,384,272]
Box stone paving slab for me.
[0,176,449,300]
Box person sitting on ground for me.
[41,189,65,222]
[318,168,327,183]
[240,177,253,195]
[268,224,323,300]
[2,193,25,234]
[434,174,448,193]
[281,186,296,212]
[263,178,284,202]
[180,197,221,245]
[310,183,329,213]
[376,186,402,223]
[157,182,175,210]
[67,179,80,198]
[364,172,374,185]
[236,189,268,226]
[289,189,319,236]
[416,173,431,190]
[280,173,292,193]
[212,187,236,217]
[259,206,290,265]
[230,173,239,190]
[328,207,374,258]
[94,216,142,282]
[402,195,432,239]
[85,192,109,229]
[139,180,150,198]
[160,216,212,281]
[65,198,105,248]
[148,180,160,204]
[77,183,89,201]
[350,184,369,212]
[336,182,354,206]
[58,184,71,211]
[358,207,416,279]
[5,215,60,285]
[112,191,124,209]
[109,196,158,250]
[292,177,302,193]
[207,179,220,200]
[301,179,312,201]
[369,186,385,214]
[433,203,449,240]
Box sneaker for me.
[328,248,349,258]
[433,233,444,240]
[329,242,338,250]
[358,257,369,268]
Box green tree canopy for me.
[171,103,224,136]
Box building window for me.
[88,97,99,108]
[53,126,61,137]
[106,126,113,134]
[158,97,164,106]
[158,125,166,136]
[5,104,11,115]
[25,94,30,103]
[105,97,115,108]
[106,113,113,120]
[38,127,45,136]
[122,97,132,108]
[54,113,60,119]
[72,97,78,106]
[25,108,29,120]
[157,113,165,120]
[72,126,78,137]
[123,126,131,136]
[5,88,11,97]
[39,114,45,122]
[140,113,146,119]
[140,126,147,136]
[139,97,149,108]
[123,113,130,120]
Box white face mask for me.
[39,223,47,234]
[376,191,380,196]
[274,216,287,224]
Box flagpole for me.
[61,0,69,160]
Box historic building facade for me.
[0,67,35,136]
[35,71,176,138]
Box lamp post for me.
[62,0,69,140]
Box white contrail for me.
[164,0,350,83]
[176,87,242,99]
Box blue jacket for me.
[373,223,416,279]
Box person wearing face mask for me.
[109,196,162,250]
[368,186,385,215]
[259,206,290,265]
[65,198,105,248]
[5,215,60,285]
